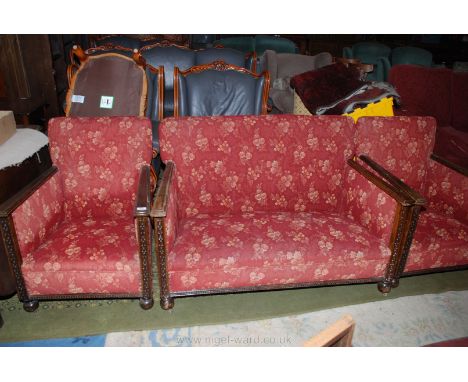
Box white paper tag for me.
[71,95,85,103]
[100,96,114,109]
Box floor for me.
[1,290,467,346]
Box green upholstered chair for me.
[391,46,433,67]
[343,42,391,81]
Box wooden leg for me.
[23,300,39,312]
[377,280,392,295]
[139,297,154,310]
[160,296,174,310]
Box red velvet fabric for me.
[451,71,468,132]
[12,116,152,297]
[433,126,468,169]
[389,65,452,127]
[160,115,355,218]
[168,211,391,292]
[355,116,437,194]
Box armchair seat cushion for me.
[21,216,142,295]
[404,212,468,272]
[168,211,391,292]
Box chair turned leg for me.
[23,300,39,312]
[139,297,154,310]
[160,296,174,310]
[391,278,400,288]
[377,280,393,295]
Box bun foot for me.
[23,300,39,312]
[160,296,174,310]
[139,297,154,310]
[377,280,392,295]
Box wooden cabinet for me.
[0,35,60,126]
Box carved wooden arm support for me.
[134,165,151,217]
[347,156,422,291]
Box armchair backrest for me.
[264,50,333,83]
[343,42,391,63]
[343,42,391,81]
[254,35,298,55]
[174,62,270,117]
[66,47,149,118]
[391,46,433,67]
[354,116,437,194]
[195,47,255,71]
[213,36,256,53]
[159,115,354,218]
[48,116,153,219]
[94,35,143,50]
[141,43,196,118]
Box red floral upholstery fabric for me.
[22,217,142,295]
[168,212,391,292]
[404,212,468,272]
[426,159,468,225]
[12,116,152,297]
[158,115,403,292]
[48,116,152,219]
[160,115,355,219]
[12,173,64,258]
[355,116,437,194]
[342,163,398,245]
[355,116,467,271]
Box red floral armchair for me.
[151,115,418,309]
[0,116,154,311]
[354,116,468,279]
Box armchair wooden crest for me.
[0,116,155,311]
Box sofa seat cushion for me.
[21,216,142,295]
[167,211,391,292]
[404,212,468,272]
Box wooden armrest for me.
[0,166,57,217]
[347,157,414,206]
[151,161,175,218]
[430,153,468,177]
[134,165,151,217]
[358,155,426,205]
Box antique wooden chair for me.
[0,116,154,311]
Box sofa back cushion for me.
[48,116,153,219]
[389,65,452,127]
[451,71,468,132]
[159,115,354,218]
[355,116,437,194]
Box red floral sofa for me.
[151,114,426,309]
[389,64,468,170]
[355,117,468,277]
[0,116,154,311]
